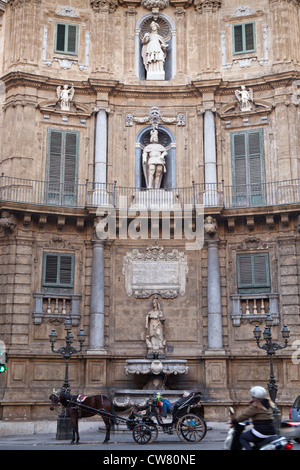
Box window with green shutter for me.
[55,23,78,55]
[233,22,255,55]
[46,129,79,206]
[231,129,264,207]
[43,253,74,292]
[237,253,270,294]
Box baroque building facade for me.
[0,0,300,421]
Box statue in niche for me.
[145,296,166,356]
[142,128,168,189]
[56,84,74,111]
[141,20,168,80]
[235,85,254,112]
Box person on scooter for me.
[232,386,277,450]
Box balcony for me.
[32,292,81,325]
[1,175,300,211]
[231,293,280,326]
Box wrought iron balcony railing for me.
[1,175,300,210]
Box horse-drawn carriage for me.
[49,389,206,445]
[127,391,207,444]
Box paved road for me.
[0,425,299,454]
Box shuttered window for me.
[43,253,74,289]
[237,253,270,293]
[46,129,79,205]
[231,129,264,206]
[233,22,255,55]
[55,23,78,55]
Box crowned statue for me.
[142,128,168,189]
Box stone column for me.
[93,109,109,205]
[204,109,218,205]
[95,109,107,185]
[89,239,105,351]
[206,239,223,351]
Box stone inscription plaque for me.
[123,245,188,298]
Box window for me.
[46,129,79,206]
[237,253,270,293]
[43,253,74,291]
[233,22,255,55]
[55,23,78,55]
[231,129,264,206]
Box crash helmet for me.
[250,386,267,399]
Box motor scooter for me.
[224,407,293,450]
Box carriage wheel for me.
[176,413,207,443]
[132,424,152,445]
[148,423,158,443]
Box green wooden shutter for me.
[43,253,74,290]
[237,253,270,293]
[231,130,264,206]
[249,131,263,204]
[47,130,79,206]
[64,132,78,204]
[232,133,247,205]
[44,254,59,284]
[48,130,63,204]
[59,255,73,286]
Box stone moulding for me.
[125,358,188,375]
[122,244,189,298]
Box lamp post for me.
[253,314,290,430]
[49,318,85,439]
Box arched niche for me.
[135,125,176,189]
[135,14,176,81]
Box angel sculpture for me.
[235,85,254,112]
[56,84,75,111]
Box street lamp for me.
[49,318,85,439]
[253,315,290,430]
[49,319,85,392]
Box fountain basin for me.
[125,359,188,376]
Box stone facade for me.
[0,0,300,422]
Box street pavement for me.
[0,422,299,455]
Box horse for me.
[49,390,116,444]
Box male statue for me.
[142,129,168,189]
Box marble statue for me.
[142,128,168,189]
[235,85,254,112]
[56,84,75,111]
[142,21,168,80]
[145,296,166,355]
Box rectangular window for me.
[233,22,255,55]
[55,23,78,55]
[237,253,270,293]
[43,253,74,290]
[46,129,79,206]
[231,129,264,207]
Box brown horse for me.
[49,390,116,444]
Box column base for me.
[205,349,226,355]
[86,348,107,355]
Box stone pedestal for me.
[56,416,73,441]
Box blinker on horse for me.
[49,390,115,444]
